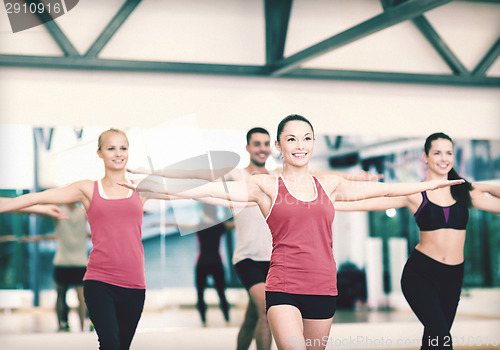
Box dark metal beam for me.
[456,0,500,3]
[412,16,469,75]
[27,0,79,57]
[264,0,293,65]
[285,68,500,87]
[270,0,453,76]
[473,36,500,76]
[0,55,267,75]
[381,0,469,76]
[85,0,142,57]
[1,54,498,87]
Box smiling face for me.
[424,138,454,177]
[246,132,271,167]
[97,131,129,171]
[275,120,315,168]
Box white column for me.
[388,237,409,309]
[364,237,385,309]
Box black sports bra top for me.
[414,191,468,231]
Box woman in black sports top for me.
[336,132,500,350]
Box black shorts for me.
[234,259,270,290]
[54,266,86,286]
[266,291,337,320]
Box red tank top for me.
[265,175,337,295]
[84,181,146,289]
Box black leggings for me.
[401,250,464,350]
[195,262,230,323]
[84,280,145,350]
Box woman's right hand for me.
[118,182,139,191]
[127,167,152,175]
[428,178,465,190]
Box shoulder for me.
[69,180,95,200]
[248,174,275,186]
[226,167,245,181]
[72,180,94,191]
[246,174,277,200]
[314,173,342,193]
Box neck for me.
[245,162,268,175]
[102,169,127,186]
[281,164,310,181]
[426,171,448,182]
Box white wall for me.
[0,67,498,140]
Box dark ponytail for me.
[448,168,473,207]
[425,132,473,207]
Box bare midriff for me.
[415,229,466,265]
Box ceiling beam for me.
[264,0,293,65]
[269,0,453,76]
[1,54,498,87]
[412,16,469,75]
[26,0,79,57]
[473,36,500,76]
[285,68,500,87]
[85,0,142,57]
[381,0,469,76]
[0,55,267,75]
[455,0,500,3]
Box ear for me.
[274,140,281,152]
[97,149,103,159]
[245,144,250,153]
[423,152,428,164]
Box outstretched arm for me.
[128,166,239,182]
[20,233,57,242]
[335,196,409,212]
[0,181,88,213]
[312,169,383,182]
[471,188,500,214]
[121,176,260,204]
[332,177,464,202]
[140,192,257,208]
[473,183,500,199]
[0,199,69,219]
[24,204,69,219]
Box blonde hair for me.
[97,128,129,150]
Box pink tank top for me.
[83,181,146,289]
[265,175,337,295]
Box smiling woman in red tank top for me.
[121,115,465,350]
[0,129,148,350]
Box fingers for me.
[358,171,384,182]
[117,182,132,189]
[368,174,384,181]
[127,167,150,175]
[436,179,465,188]
[126,168,142,174]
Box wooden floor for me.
[0,306,499,350]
